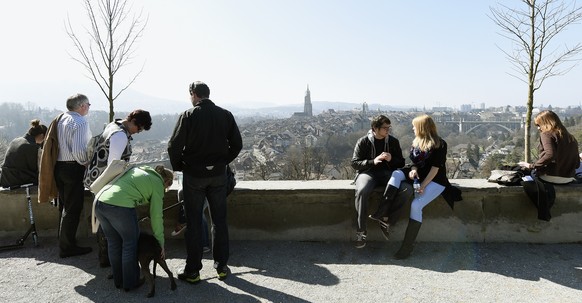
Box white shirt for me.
[56,111,91,164]
[107,131,129,165]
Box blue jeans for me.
[95,200,140,289]
[182,172,228,273]
[388,170,445,222]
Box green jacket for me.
[97,166,166,247]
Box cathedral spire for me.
[304,84,312,116]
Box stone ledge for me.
[1,179,581,243]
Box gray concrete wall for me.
[1,179,581,243]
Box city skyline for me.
[1,0,582,114]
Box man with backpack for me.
[85,109,152,267]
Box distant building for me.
[460,104,472,112]
[362,102,368,115]
[293,85,313,117]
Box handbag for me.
[89,159,131,194]
[487,169,524,186]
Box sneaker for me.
[177,269,201,284]
[214,262,229,281]
[171,223,187,236]
[355,231,366,248]
[368,214,389,229]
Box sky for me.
[1,0,582,113]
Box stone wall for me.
[1,180,581,243]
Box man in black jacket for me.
[168,81,242,283]
[351,115,411,248]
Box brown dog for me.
[138,233,177,298]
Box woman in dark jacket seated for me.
[518,110,580,221]
[1,119,47,188]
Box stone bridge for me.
[439,119,523,134]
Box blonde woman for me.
[94,165,173,291]
[378,115,461,259]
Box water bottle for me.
[413,177,421,198]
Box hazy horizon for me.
[2,1,582,112]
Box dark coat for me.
[351,130,405,174]
[167,99,242,177]
[0,134,40,188]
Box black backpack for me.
[487,165,529,186]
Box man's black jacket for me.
[168,99,242,177]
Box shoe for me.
[202,246,211,254]
[171,223,187,236]
[177,269,201,284]
[368,214,389,229]
[215,265,229,281]
[60,246,93,258]
[355,231,366,249]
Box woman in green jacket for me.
[94,165,173,291]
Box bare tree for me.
[282,146,304,180]
[253,151,277,180]
[66,0,147,122]
[490,0,582,162]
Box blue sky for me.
[1,0,581,112]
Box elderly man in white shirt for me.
[55,93,93,258]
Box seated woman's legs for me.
[396,182,444,259]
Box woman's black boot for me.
[394,218,422,259]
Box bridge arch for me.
[466,123,514,135]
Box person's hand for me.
[518,161,531,169]
[373,152,389,165]
[409,170,418,180]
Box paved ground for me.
[1,236,582,303]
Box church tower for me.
[304,85,313,116]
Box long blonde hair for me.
[411,114,441,152]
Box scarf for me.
[409,146,431,168]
